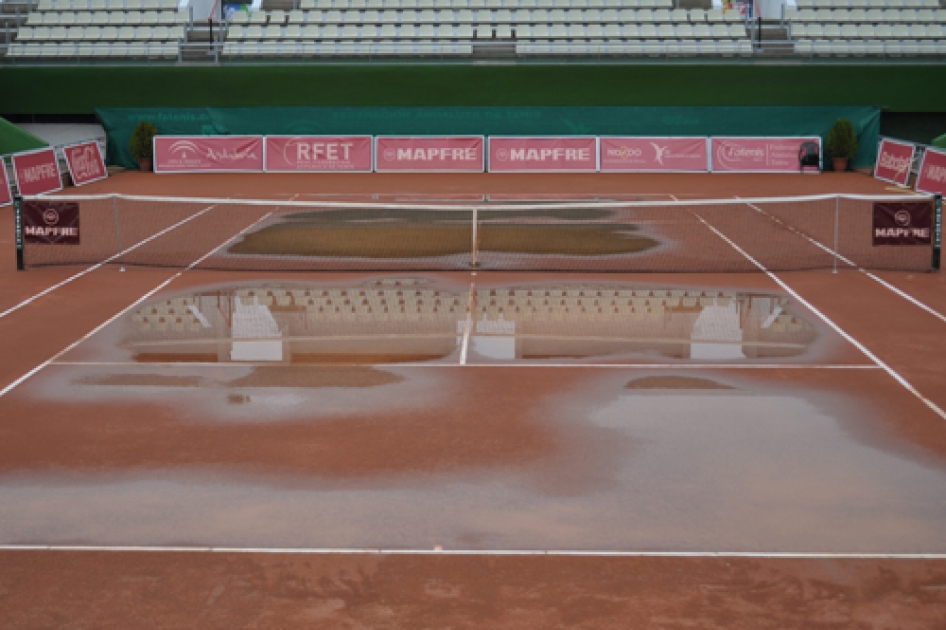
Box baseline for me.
[49,361,881,370]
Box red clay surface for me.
[1,171,945,627]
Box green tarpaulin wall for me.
[0,116,48,161]
[97,105,881,170]
[933,133,946,149]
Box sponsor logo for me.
[875,227,930,239]
[894,210,911,227]
[605,146,644,160]
[496,148,510,162]
[69,145,103,180]
[505,148,591,162]
[165,140,259,166]
[879,151,912,174]
[394,147,477,161]
[20,162,58,184]
[721,146,765,159]
[923,164,946,183]
[24,225,79,237]
[42,208,60,225]
[280,138,358,168]
[383,148,397,161]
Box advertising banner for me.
[374,137,484,172]
[63,141,108,187]
[874,138,915,186]
[0,160,12,207]
[711,137,822,173]
[153,136,264,173]
[265,136,373,172]
[12,148,62,196]
[22,200,80,244]
[600,137,709,172]
[488,137,598,172]
[872,201,933,246]
[915,148,946,196]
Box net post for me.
[112,195,125,272]
[13,193,24,271]
[470,206,480,268]
[833,195,840,274]
[933,193,942,272]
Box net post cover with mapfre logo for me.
[23,200,81,245]
[872,201,932,246]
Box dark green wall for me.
[2,63,946,114]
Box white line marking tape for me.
[693,212,946,421]
[48,361,881,370]
[0,205,217,320]
[0,545,943,559]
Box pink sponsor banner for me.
[12,147,62,196]
[711,137,823,173]
[488,137,598,172]
[153,136,265,173]
[916,148,946,195]
[264,136,373,172]
[600,137,709,172]
[874,138,916,187]
[63,141,108,187]
[0,159,12,207]
[374,136,484,172]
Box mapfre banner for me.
[872,201,932,246]
[12,148,62,196]
[489,137,598,172]
[23,200,80,244]
[374,137,484,172]
[711,137,822,173]
[0,160,12,207]
[63,141,108,186]
[600,137,708,172]
[153,136,264,173]
[915,148,946,196]
[265,136,372,172]
[874,138,915,186]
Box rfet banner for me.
[600,137,709,172]
[153,136,265,173]
[0,160,12,207]
[915,148,946,196]
[22,200,81,244]
[872,201,933,246]
[12,148,62,196]
[489,137,598,172]
[874,138,915,186]
[711,137,822,173]
[265,136,373,172]
[63,141,108,187]
[374,137,484,172]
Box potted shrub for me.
[129,120,158,171]
[825,118,857,172]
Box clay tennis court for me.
[1,171,945,627]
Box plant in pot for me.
[826,118,857,172]
[129,120,158,172]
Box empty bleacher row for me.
[222,5,753,57]
[783,0,946,55]
[5,0,192,58]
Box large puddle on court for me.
[120,278,820,364]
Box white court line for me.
[459,282,475,365]
[49,361,880,370]
[0,544,943,560]
[0,204,217,320]
[0,213,273,399]
[693,211,946,422]
[737,198,946,325]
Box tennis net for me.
[15,193,942,273]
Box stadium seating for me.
[783,0,946,57]
[6,0,192,59]
[221,1,755,58]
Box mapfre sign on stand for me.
[154,136,265,173]
[63,141,108,186]
[915,148,946,196]
[12,147,62,196]
[374,137,484,172]
[488,137,598,172]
